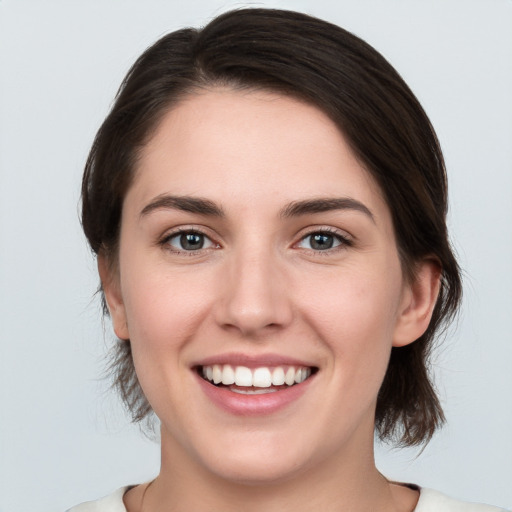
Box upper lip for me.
[192,352,317,369]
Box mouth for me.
[197,364,318,394]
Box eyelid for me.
[157,224,353,254]
[159,225,221,254]
[293,226,354,252]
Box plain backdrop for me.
[1,1,511,511]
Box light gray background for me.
[1,1,511,511]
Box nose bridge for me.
[216,236,292,335]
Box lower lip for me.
[195,372,315,416]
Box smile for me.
[194,360,318,415]
[199,364,315,393]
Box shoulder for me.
[416,488,510,512]
[66,487,130,512]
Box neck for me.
[134,425,416,512]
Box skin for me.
[100,89,440,512]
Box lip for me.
[192,353,318,416]
[192,352,315,369]
[195,371,315,416]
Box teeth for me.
[285,367,295,386]
[201,364,313,388]
[222,365,235,385]
[253,367,272,387]
[272,367,285,386]
[231,387,278,395]
[235,366,253,386]
[212,364,222,384]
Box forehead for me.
[128,88,388,219]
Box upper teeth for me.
[202,364,312,388]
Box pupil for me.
[311,233,333,250]
[181,233,204,250]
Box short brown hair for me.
[82,8,462,446]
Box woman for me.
[70,8,507,512]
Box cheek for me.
[122,266,212,352]
[296,262,402,372]
[117,264,215,415]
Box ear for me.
[98,253,130,340]
[393,259,441,348]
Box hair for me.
[81,8,462,446]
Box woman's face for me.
[103,89,432,483]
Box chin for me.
[206,452,311,486]
[182,428,317,486]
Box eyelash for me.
[159,228,219,256]
[295,227,353,254]
[159,227,353,255]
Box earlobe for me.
[97,254,130,340]
[393,260,441,348]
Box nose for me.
[214,246,293,337]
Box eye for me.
[164,230,216,252]
[296,231,350,251]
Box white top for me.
[67,486,510,512]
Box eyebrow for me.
[139,194,374,223]
[280,197,375,222]
[140,195,225,218]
